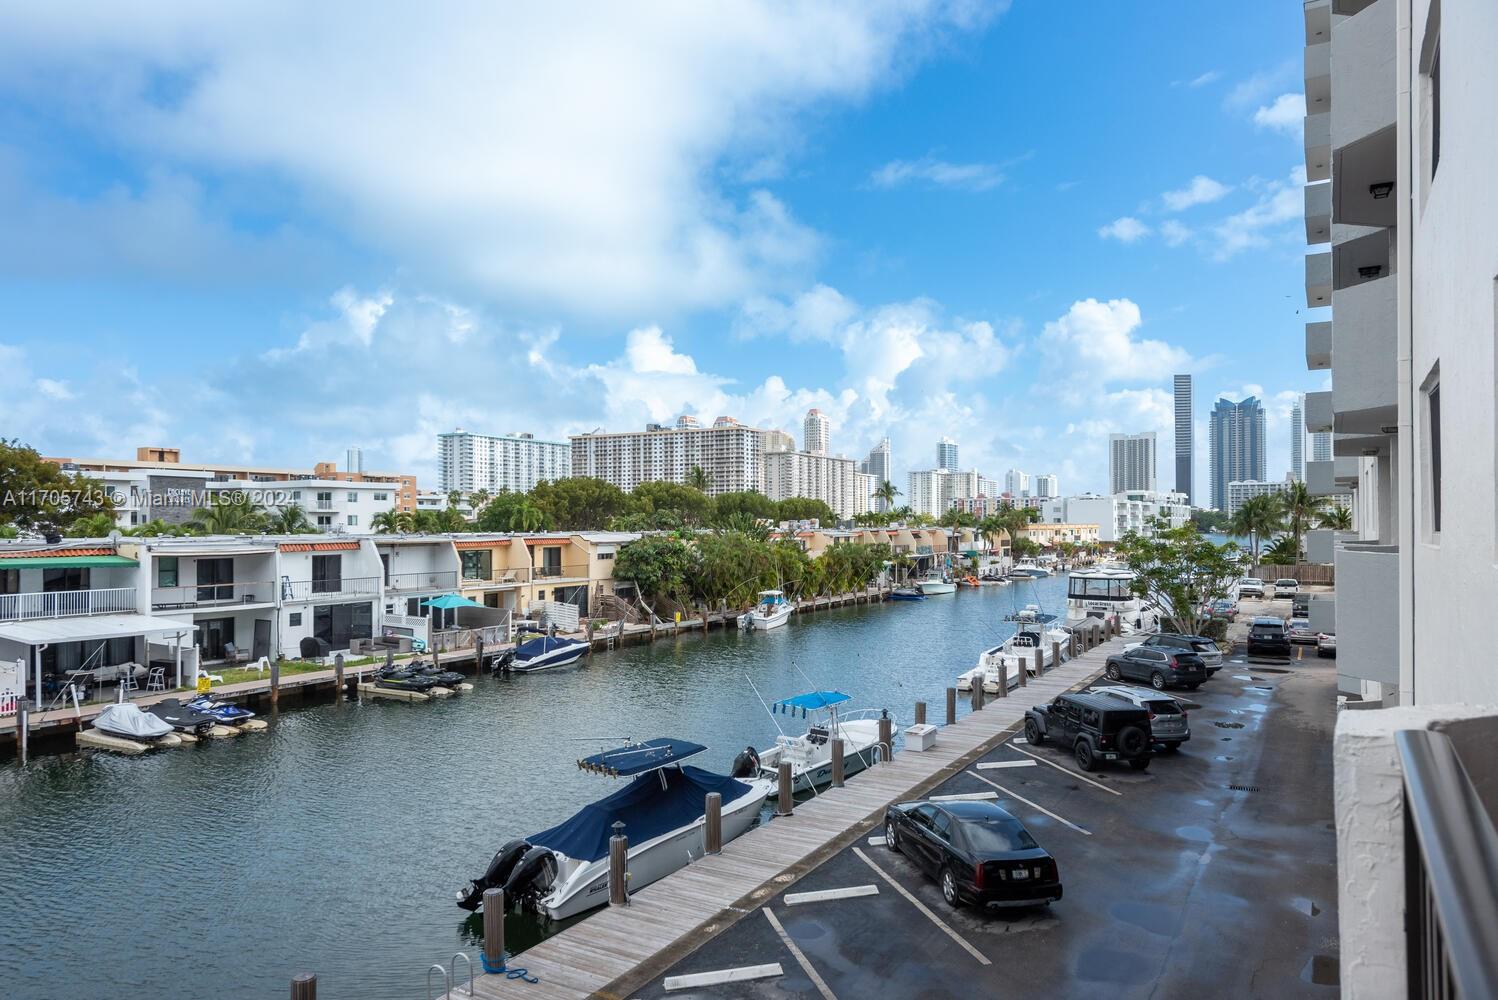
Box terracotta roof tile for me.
[0,546,114,559]
[278,541,361,552]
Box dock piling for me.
[290,972,317,1000]
[831,738,845,787]
[16,703,28,766]
[1051,640,1061,672]
[996,663,1008,698]
[609,823,629,906]
[270,658,281,707]
[475,637,485,671]
[914,701,926,725]
[705,793,722,854]
[945,687,956,725]
[776,762,794,815]
[878,716,892,761]
[1028,648,1038,684]
[969,682,981,712]
[333,654,344,695]
[482,887,505,969]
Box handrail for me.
[0,586,138,622]
[1396,728,1498,1000]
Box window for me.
[596,551,614,561]
[313,601,373,649]
[346,515,358,527]
[374,492,389,501]
[1426,380,1442,536]
[289,612,302,627]
[347,492,358,503]
[43,567,89,592]
[461,550,492,580]
[0,569,18,595]
[196,557,234,601]
[1430,42,1441,176]
[317,515,333,528]
[312,554,342,594]
[157,556,178,589]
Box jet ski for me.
[401,661,466,687]
[93,703,176,741]
[144,698,219,735]
[185,695,257,725]
[373,670,440,693]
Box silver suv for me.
[1091,686,1191,751]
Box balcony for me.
[1306,251,1331,308]
[0,587,137,623]
[1331,0,1396,227]
[152,581,276,611]
[385,570,459,593]
[1306,527,1358,564]
[1306,320,1332,369]
[461,567,532,588]
[1305,111,1331,182]
[1304,41,1330,115]
[1304,181,1331,244]
[1332,273,1397,434]
[1334,543,1398,686]
[1303,0,1331,46]
[1305,390,1334,433]
[281,576,382,602]
[533,564,588,581]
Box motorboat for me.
[1010,560,1051,579]
[185,695,256,725]
[510,634,589,672]
[455,737,773,920]
[957,607,1072,693]
[890,587,926,601]
[1065,565,1159,635]
[752,691,890,796]
[739,590,793,631]
[93,703,176,741]
[144,698,219,735]
[915,574,957,596]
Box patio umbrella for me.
[420,593,483,610]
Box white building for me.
[1225,479,1292,516]
[438,430,570,495]
[571,418,765,496]
[803,409,830,455]
[906,468,998,519]
[1290,397,1305,482]
[1038,490,1188,543]
[1004,469,1030,497]
[208,478,398,534]
[1033,474,1059,498]
[763,450,869,520]
[1108,432,1157,493]
[935,437,959,470]
[859,439,893,510]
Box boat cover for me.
[530,765,751,862]
[514,635,586,661]
[94,703,175,739]
[774,691,850,718]
[577,737,706,776]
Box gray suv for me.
[1126,633,1223,676]
[1092,686,1190,751]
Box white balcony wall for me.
[1306,321,1332,369]
[1330,0,1395,153]
[1331,275,1397,433]
[1334,544,1398,692]
[1305,112,1331,181]
[1306,251,1332,307]
[1305,390,1334,433]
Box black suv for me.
[1025,693,1153,772]
[1246,616,1292,656]
[1104,645,1207,690]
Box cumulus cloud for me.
[1039,298,1192,383]
[1161,175,1232,212]
[1098,217,1151,243]
[1210,166,1306,259]
[1187,71,1221,88]
[1253,93,1305,136]
[868,157,1006,192]
[1160,220,1193,247]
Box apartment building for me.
[763,450,870,520]
[802,409,830,455]
[1208,398,1267,511]
[1038,491,1188,543]
[1033,474,1059,499]
[859,439,893,510]
[1173,374,1194,504]
[570,418,764,496]
[437,430,571,495]
[1225,478,1292,516]
[1108,432,1157,493]
[1018,523,1101,548]
[906,468,999,519]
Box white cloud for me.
[35,378,73,400]
[1161,175,1232,212]
[1188,71,1221,88]
[1039,298,1192,383]
[1160,220,1193,247]
[1210,166,1306,259]
[0,2,1002,314]
[1098,217,1151,243]
[1253,93,1305,136]
[869,157,1006,192]
[1224,63,1297,111]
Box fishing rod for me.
[745,672,786,737]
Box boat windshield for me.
[1068,576,1133,600]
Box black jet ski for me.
[374,670,440,693]
[403,661,466,687]
[144,698,219,735]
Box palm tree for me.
[1318,505,1353,530]
[1262,536,1301,565]
[1229,494,1283,569]
[70,512,118,537]
[1277,481,1325,561]
[686,465,713,492]
[267,504,314,535]
[469,489,492,514]
[185,495,268,535]
[509,502,545,532]
[873,480,900,511]
[371,509,414,533]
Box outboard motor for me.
[731,746,761,779]
[502,845,558,904]
[491,649,516,674]
[456,839,531,910]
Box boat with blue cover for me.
[508,634,589,672]
[890,587,926,601]
[455,737,773,920]
[753,690,890,796]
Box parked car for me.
[883,800,1062,909]
[1025,692,1154,772]
[1274,578,1300,598]
[1092,685,1191,750]
[1246,616,1292,656]
[1238,578,1265,598]
[1207,598,1239,622]
[1104,645,1207,690]
[1125,632,1223,675]
[1316,632,1337,658]
[1287,618,1317,644]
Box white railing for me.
[385,570,459,593]
[280,576,382,601]
[152,580,276,609]
[0,587,138,622]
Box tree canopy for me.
[0,439,115,534]
[1116,518,1239,639]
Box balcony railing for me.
[152,581,276,610]
[281,576,382,602]
[385,570,459,593]
[534,565,585,580]
[1397,729,1498,999]
[461,567,531,586]
[0,587,138,622]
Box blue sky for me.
[0,1,1321,498]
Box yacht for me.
[915,574,957,595]
[1010,560,1051,579]
[752,691,890,796]
[956,607,1071,693]
[739,590,793,631]
[455,738,773,920]
[1065,565,1159,634]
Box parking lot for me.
[634,637,1339,999]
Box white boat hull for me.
[539,778,772,920]
[916,580,956,595]
[741,605,793,630]
[757,719,884,795]
[512,643,588,672]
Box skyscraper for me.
[803,408,830,455]
[1004,469,1030,497]
[1310,431,1331,463]
[936,436,958,470]
[1109,432,1157,493]
[860,438,893,510]
[1173,374,1193,504]
[1290,396,1305,482]
[1034,474,1059,498]
[1208,397,1267,511]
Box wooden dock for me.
[454,634,1127,1000]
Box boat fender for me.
[503,846,558,899]
[731,746,761,779]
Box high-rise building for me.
[1034,474,1059,498]
[1310,431,1331,463]
[764,449,866,520]
[1226,478,1292,516]
[1208,398,1266,511]
[1173,374,1193,503]
[439,430,571,495]
[860,438,893,510]
[803,409,830,455]
[571,418,763,496]
[1290,396,1305,482]
[346,446,363,474]
[906,468,997,518]
[1004,469,1030,497]
[760,429,795,454]
[1108,432,1157,494]
[936,437,959,470]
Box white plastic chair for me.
[145,667,166,693]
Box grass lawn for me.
[212,660,328,685]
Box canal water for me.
[1,576,1066,1000]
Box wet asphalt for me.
[632,631,1340,999]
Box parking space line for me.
[966,771,1092,836]
[852,848,992,966]
[784,884,879,906]
[763,908,839,999]
[1002,744,1123,796]
[665,963,785,991]
[976,759,1036,770]
[866,835,887,846]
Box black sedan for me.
[883,800,1061,909]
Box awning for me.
[0,613,198,646]
[773,691,850,717]
[420,593,483,610]
[0,555,138,568]
[279,541,361,552]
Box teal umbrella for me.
[420,593,483,610]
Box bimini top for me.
[576,737,706,777]
[531,765,749,862]
[1003,610,1060,625]
[773,690,850,718]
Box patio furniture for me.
[120,666,140,693]
[145,667,166,693]
[223,642,250,665]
